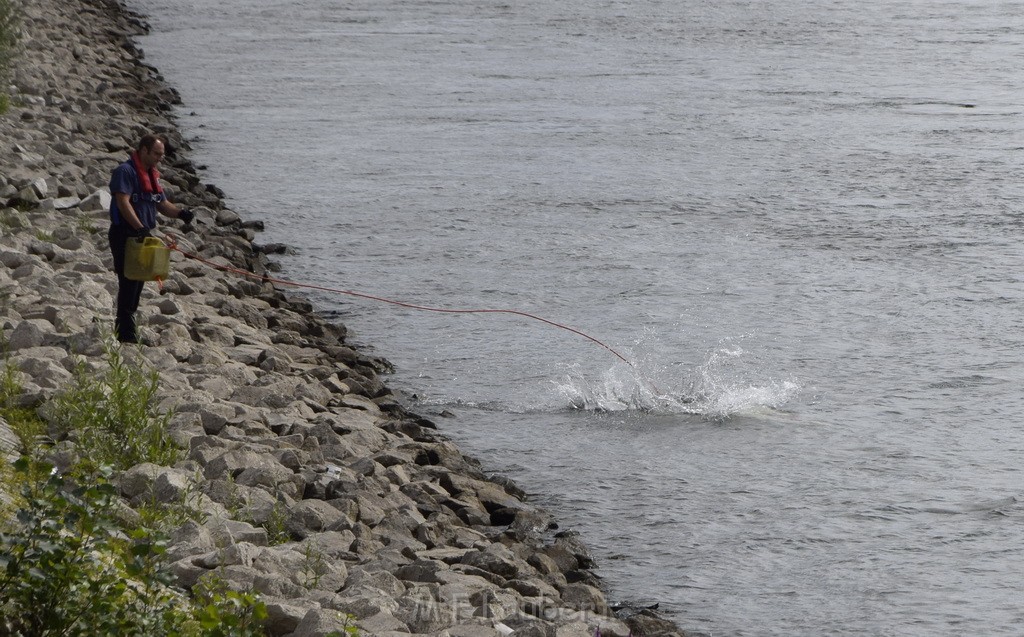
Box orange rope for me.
[164,235,637,368]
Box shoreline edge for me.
[0,1,688,636]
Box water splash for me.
[556,335,801,419]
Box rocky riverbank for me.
[0,0,685,636]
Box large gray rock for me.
[15,355,72,390]
[204,516,271,547]
[625,610,686,637]
[395,559,447,584]
[152,468,201,504]
[7,319,50,350]
[462,544,522,581]
[169,557,209,588]
[351,610,409,635]
[202,447,292,481]
[195,542,263,569]
[166,520,217,564]
[79,189,111,212]
[263,601,308,637]
[0,417,21,463]
[395,585,458,633]
[447,623,508,637]
[298,530,356,559]
[286,499,352,538]
[39,196,81,210]
[291,608,363,637]
[118,462,165,499]
[343,566,407,599]
[558,583,609,616]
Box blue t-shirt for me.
[108,160,162,229]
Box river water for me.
[130,0,1024,634]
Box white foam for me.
[555,335,801,419]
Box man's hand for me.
[178,208,195,224]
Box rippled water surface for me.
[132,0,1024,634]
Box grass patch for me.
[47,337,181,473]
[0,0,18,115]
[76,213,98,234]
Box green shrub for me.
[0,460,187,636]
[0,459,271,637]
[0,314,271,636]
[191,575,269,637]
[49,337,181,472]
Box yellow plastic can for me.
[124,236,170,281]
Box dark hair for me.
[137,133,167,152]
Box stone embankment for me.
[0,1,685,636]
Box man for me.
[108,133,194,343]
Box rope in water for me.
[164,235,638,369]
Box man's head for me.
[136,134,166,168]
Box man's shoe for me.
[117,332,154,346]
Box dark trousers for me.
[108,225,146,343]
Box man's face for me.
[140,141,165,168]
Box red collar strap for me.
[130,152,164,195]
